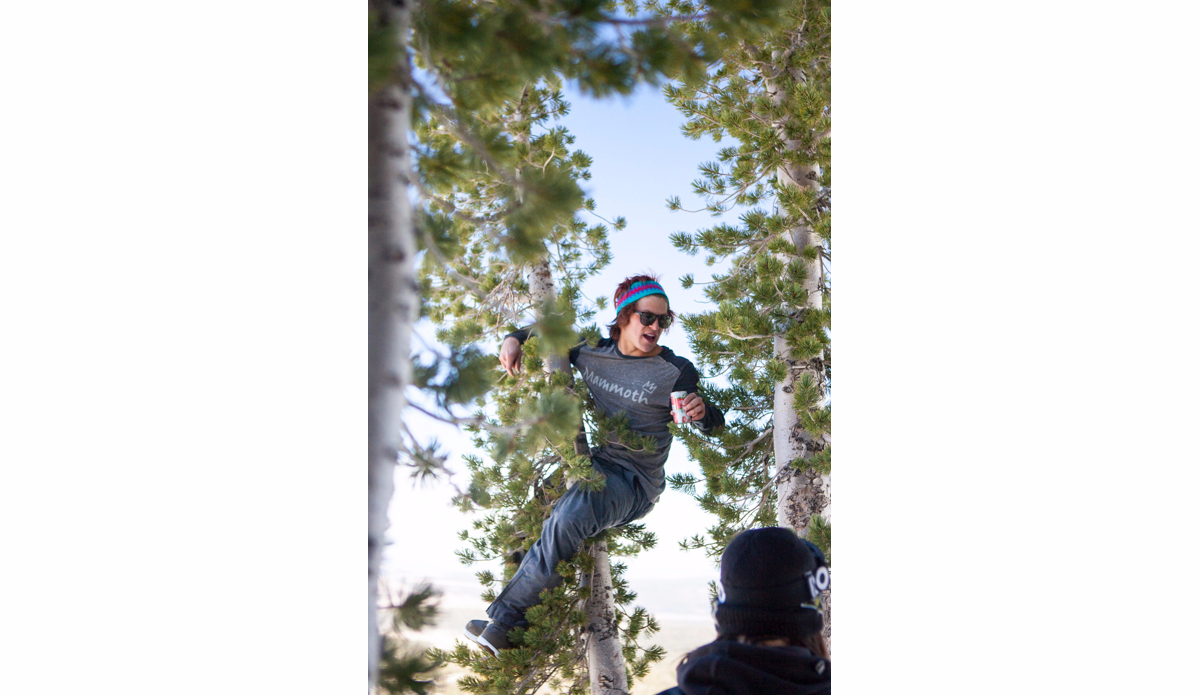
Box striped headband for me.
[616,281,668,313]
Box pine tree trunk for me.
[528,259,628,694]
[529,261,569,374]
[583,540,629,695]
[767,43,833,653]
[820,578,831,651]
[368,1,416,688]
[770,208,828,534]
[770,174,833,655]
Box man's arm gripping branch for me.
[499,335,524,376]
[498,326,534,376]
[498,325,583,376]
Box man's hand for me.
[499,337,524,377]
[681,393,706,423]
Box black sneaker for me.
[463,619,513,656]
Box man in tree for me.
[464,274,726,655]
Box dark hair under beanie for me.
[713,527,830,639]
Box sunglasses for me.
[635,311,672,329]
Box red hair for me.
[606,273,676,341]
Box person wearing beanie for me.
[463,273,726,656]
[655,527,831,695]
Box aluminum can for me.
[670,391,692,424]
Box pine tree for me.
[378,584,445,695]
[415,82,664,692]
[659,0,833,649]
[370,1,421,689]
[371,0,787,690]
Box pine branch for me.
[413,219,492,304]
[425,99,524,191]
[710,329,774,341]
[731,426,774,452]
[599,13,712,27]
[425,188,511,227]
[406,400,523,436]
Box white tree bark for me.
[528,260,570,374]
[771,200,828,534]
[528,257,556,303]
[368,0,417,689]
[528,259,627,695]
[767,91,830,537]
[770,171,833,655]
[583,540,629,695]
[766,39,832,652]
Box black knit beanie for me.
[713,527,830,639]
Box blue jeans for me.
[486,458,656,628]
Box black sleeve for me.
[505,325,535,343]
[505,325,584,366]
[671,361,725,433]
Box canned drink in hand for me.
[670,391,692,424]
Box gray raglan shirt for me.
[508,328,725,494]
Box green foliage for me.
[378,585,445,695]
[432,533,661,695]
[393,584,442,631]
[807,514,831,565]
[410,66,665,695]
[441,348,673,692]
[662,0,832,560]
[805,446,831,476]
[379,636,442,695]
[415,79,616,343]
[534,296,581,358]
[380,0,795,689]
[413,346,496,407]
[432,554,593,695]
[368,10,401,96]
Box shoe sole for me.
[463,626,500,657]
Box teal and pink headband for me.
[616,281,668,313]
